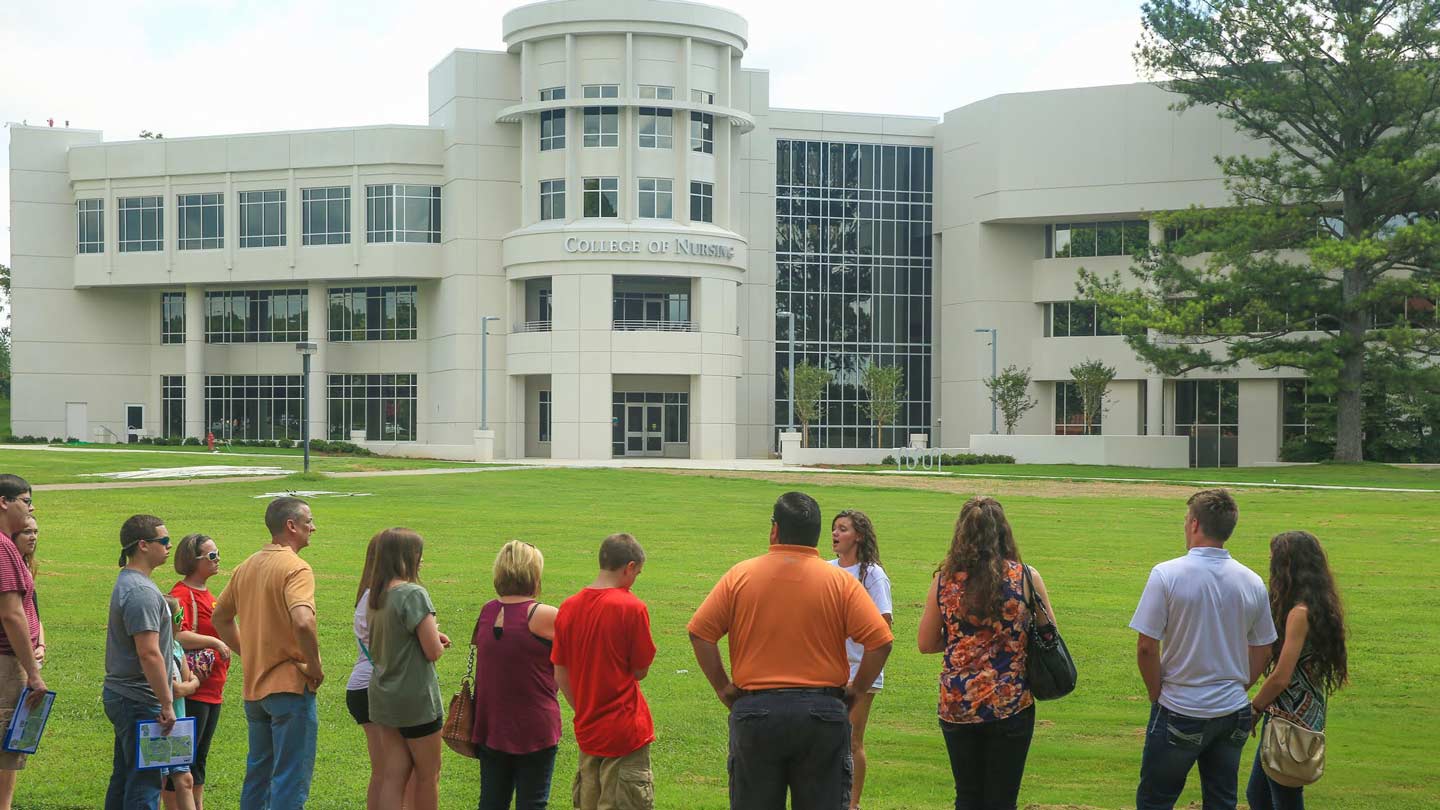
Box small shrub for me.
[182,437,201,446]
[881,455,896,465]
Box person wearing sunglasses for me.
[0,475,42,810]
[103,514,178,810]
[167,535,230,810]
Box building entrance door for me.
[126,404,145,444]
[624,403,664,456]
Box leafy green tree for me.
[984,365,1038,435]
[860,362,904,448]
[1069,359,1116,436]
[785,362,833,448]
[1080,0,1440,461]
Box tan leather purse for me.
[441,622,480,759]
[1259,713,1325,787]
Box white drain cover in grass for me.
[253,491,374,499]
[83,466,288,480]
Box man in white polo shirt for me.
[1130,488,1276,810]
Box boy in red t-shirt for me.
[551,533,657,810]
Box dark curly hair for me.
[1268,531,1348,695]
[938,496,1021,621]
[832,509,881,587]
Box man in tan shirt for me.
[213,497,321,810]
[689,491,893,810]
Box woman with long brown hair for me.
[346,533,414,809]
[828,509,891,810]
[365,528,451,810]
[1246,531,1348,810]
[917,496,1057,810]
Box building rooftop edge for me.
[67,123,440,149]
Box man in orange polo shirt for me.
[688,491,893,810]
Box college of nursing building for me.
[5,0,1315,467]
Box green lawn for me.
[874,461,1440,490]
[2,446,484,485]
[15,462,1439,809]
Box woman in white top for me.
[829,509,893,810]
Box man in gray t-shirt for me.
[1131,490,1277,810]
[102,515,178,810]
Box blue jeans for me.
[1246,737,1305,810]
[727,690,852,810]
[1136,702,1253,810]
[103,687,163,810]
[478,745,558,810]
[241,690,318,810]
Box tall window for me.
[1174,380,1240,467]
[301,186,351,245]
[205,375,304,441]
[539,87,566,151]
[583,105,619,147]
[689,181,713,223]
[367,184,441,244]
[177,192,224,250]
[328,285,418,341]
[327,373,417,441]
[538,390,551,442]
[638,108,673,149]
[1282,380,1328,443]
[638,178,672,219]
[639,85,674,100]
[540,179,565,221]
[690,112,714,154]
[204,289,308,343]
[1046,220,1149,258]
[77,199,104,254]
[162,376,185,438]
[664,393,689,443]
[775,140,935,448]
[1046,301,1118,337]
[118,195,163,252]
[161,292,186,345]
[1054,382,1100,435]
[238,190,286,248]
[583,177,619,218]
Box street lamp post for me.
[295,341,319,473]
[974,328,997,434]
[479,316,501,430]
[776,310,796,437]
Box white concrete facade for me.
[8,0,1308,466]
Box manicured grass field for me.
[876,461,1440,490]
[15,460,1440,809]
[2,445,482,485]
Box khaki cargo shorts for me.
[572,743,653,810]
[0,655,28,770]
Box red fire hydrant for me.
[207,431,215,452]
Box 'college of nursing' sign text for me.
[563,236,736,260]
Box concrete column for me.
[1238,379,1282,465]
[1146,375,1165,436]
[691,373,736,459]
[307,281,328,442]
[183,286,205,438]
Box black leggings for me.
[940,706,1035,810]
[163,700,222,790]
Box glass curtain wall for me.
[204,375,304,441]
[1174,380,1240,467]
[775,140,934,448]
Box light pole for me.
[479,316,501,430]
[295,341,319,472]
[776,310,796,436]
[974,328,997,434]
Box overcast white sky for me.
[1,0,1150,266]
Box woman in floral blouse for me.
[918,496,1058,810]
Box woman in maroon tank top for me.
[472,541,562,810]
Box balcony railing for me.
[513,320,552,333]
[613,319,696,332]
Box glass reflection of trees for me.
[775,139,933,448]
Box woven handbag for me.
[441,623,480,759]
[1022,564,1077,700]
[1260,713,1325,787]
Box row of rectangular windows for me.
[538,178,713,222]
[542,85,714,103]
[162,374,418,441]
[540,107,714,153]
[158,285,419,344]
[76,185,440,254]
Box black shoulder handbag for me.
[1022,564,1077,700]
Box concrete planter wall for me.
[968,434,1190,468]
